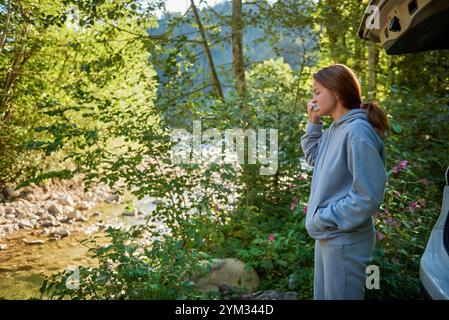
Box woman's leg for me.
[313,239,325,300]
[320,234,376,300]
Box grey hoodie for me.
[300,108,387,245]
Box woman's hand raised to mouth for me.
[307,100,321,124]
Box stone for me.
[0,244,7,250]
[24,193,35,203]
[122,209,137,217]
[190,258,260,293]
[5,187,20,200]
[25,239,46,245]
[50,228,70,238]
[18,220,34,229]
[5,207,15,215]
[40,220,58,227]
[47,202,64,216]
[58,195,75,207]
[105,194,120,203]
[75,201,92,211]
[66,210,87,222]
[90,211,102,217]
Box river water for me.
[0,195,158,299]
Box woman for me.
[300,64,390,300]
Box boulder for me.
[190,258,260,293]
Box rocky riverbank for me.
[0,176,126,249]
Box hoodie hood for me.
[334,108,369,127]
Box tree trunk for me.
[368,42,378,100]
[1,24,28,119]
[231,0,255,207]
[190,0,224,101]
[0,0,12,55]
[231,0,247,98]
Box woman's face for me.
[312,79,338,116]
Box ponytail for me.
[361,101,390,139]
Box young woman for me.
[300,64,390,300]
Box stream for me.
[0,195,159,299]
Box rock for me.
[18,220,34,229]
[50,228,70,238]
[63,205,76,215]
[24,193,35,203]
[234,289,297,300]
[190,258,260,293]
[5,187,20,200]
[25,239,46,245]
[5,207,15,215]
[15,198,31,206]
[90,211,102,217]
[0,244,7,250]
[75,201,92,211]
[5,214,15,220]
[16,210,32,219]
[36,208,49,217]
[66,210,88,222]
[59,218,75,225]
[58,195,75,207]
[105,194,120,203]
[122,209,137,217]
[47,202,64,216]
[40,220,58,227]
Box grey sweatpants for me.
[313,234,376,300]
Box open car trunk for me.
[358,0,449,55]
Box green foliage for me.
[39,225,216,300]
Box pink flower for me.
[392,190,400,198]
[268,234,275,242]
[409,201,418,208]
[292,196,299,204]
[297,174,307,181]
[290,203,296,211]
[392,166,398,174]
[398,160,408,169]
[288,184,296,188]
[303,206,308,214]
[376,231,384,241]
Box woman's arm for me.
[300,119,324,167]
[312,140,387,231]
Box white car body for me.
[419,167,449,299]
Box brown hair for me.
[313,64,390,139]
